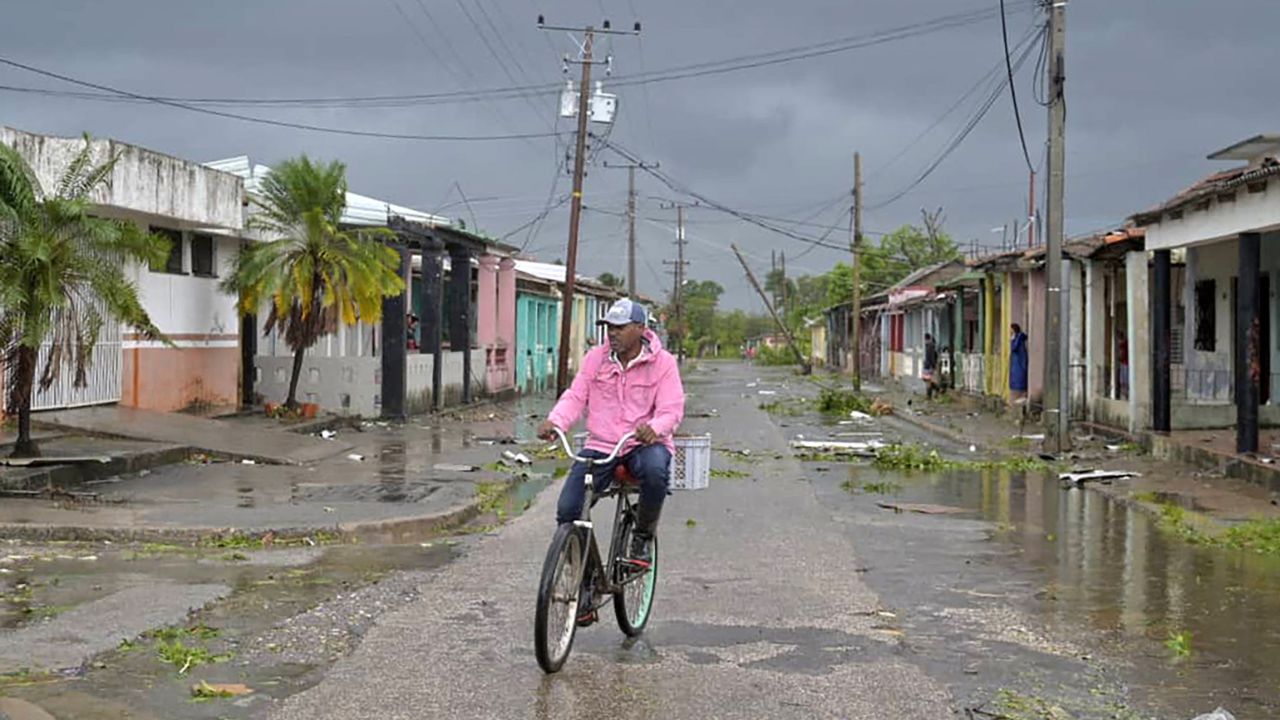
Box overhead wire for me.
[1000,0,1036,174]
[866,20,1044,210]
[0,2,1033,111]
[0,55,558,142]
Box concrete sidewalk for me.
[0,397,559,542]
[36,405,353,465]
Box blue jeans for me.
[555,444,672,524]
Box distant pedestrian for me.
[923,333,939,400]
[1010,323,1029,402]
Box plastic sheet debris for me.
[876,501,968,515]
[346,453,365,462]
[433,463,478,472]
[240,459,257,465]
[1191,709,1235,720]
[502,450,532,465]
[319,429,338,440]
[791,439,885,456]
[1059,469,1139,485]
[848,410,873,421]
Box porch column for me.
[380,243,410,420]
[1126,250,1151,433]
[497,258,517,391]
[240,310,257,408]
[1237,232,1262,453]
[1152,249,1172,432]
[476,255,499,349]
[449,245,474,404]
[420,241,445,411]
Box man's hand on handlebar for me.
[537,420,560,441]
[635,423,659,445]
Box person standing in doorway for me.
[923,333,939,400]
[1009,323,1029,402]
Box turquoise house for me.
[515,272,560,395]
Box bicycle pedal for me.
[576,609,598,627]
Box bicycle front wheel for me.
[613,524,658,637]
[535,523,584,673]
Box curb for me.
[0,477,520,544]
[0,445,193,492]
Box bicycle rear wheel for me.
[613,516,658,637]
[535,523,584,673]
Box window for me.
[191,234,216,277]
[1194,279,1215,351]
[150,227,184,274]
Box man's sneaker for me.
[576,586,598,627]
[627,533,653,568]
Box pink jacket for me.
[548,329,685,455]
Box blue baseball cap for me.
[598,298,648,326]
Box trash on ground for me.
[757,390,777,396]
[502,450,532,465]
[433,463,479,473]
[791,439,885,456]
[849,410,873,421]
[1016,433,1046,441]
[346,453,365,462]
[319,429,338,440]
[1105,444,1122,451]
[1191,709,1236,720]
[240,459,257,465]
[475,436,516,445]
[746,382,759,388]
[1060,469,1139,485]
[876,501,968,515]
[968,444,977,453]
[870,399,894,415]
[192,681,253,698]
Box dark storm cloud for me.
[1,0,1277,308]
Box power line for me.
[866,21,1044,210]
[0,2,1032,111]
[0,55,559,142]
[1000,0,1035,173]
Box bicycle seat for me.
[613,464,641,487]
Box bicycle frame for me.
[551,430,650,607]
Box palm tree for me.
[223,156,404,410]
[0,135,169,457]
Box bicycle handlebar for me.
[550,427,636,465]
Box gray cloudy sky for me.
[1,0,1276,309]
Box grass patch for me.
[1222,517,1280,555]
[473,481,509,518]
[841,480,902,494]
[758,400,804,416]
[1114,441,1144,453]
[191,680,237,702]
[552,465,569,480]
[685,519,697,528]
[1131,490,1161,505]
[872,444,954,472]
[155,639,232,674]
[200,533,261,550]
[991,689,1074,720]
[709,468,750,479]
[816,388,873,416]
[221,552,250,562]
[969,456,1051,472]
[22,604,71,620]
[1165,630,1192,658]
[1004,437,1033,450]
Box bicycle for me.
[534,428,659,674]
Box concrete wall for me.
[1145,180,1280,251]
[257,354,381,416]
[1126,251,1151,432]
[0,126,243,230]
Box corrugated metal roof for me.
[206,155,452,228]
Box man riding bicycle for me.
[537,298,685,569]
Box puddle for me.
[826,465,1280,717]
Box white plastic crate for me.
[572,433,713,490]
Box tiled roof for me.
[1130,157,1280,226]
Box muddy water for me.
[845,465,1280,717]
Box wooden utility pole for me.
[850,151,863,391]
[732,244,810,374]
[779,251,788,319]
[552,27,594,397]
[603,160,658,297]
[1042,0,1069,451]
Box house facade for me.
[0,126,247,414]
[1133,135,1280,451]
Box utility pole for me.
[779,251,788,319]
[1027,170,1037,247]
[850,151,863,391]
[540,15,639,396]
[732,244,810,373]
[661,203,689,364]
[603,159,658,297]
[1042,0,1068,452]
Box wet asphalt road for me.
[268,363,956,719]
